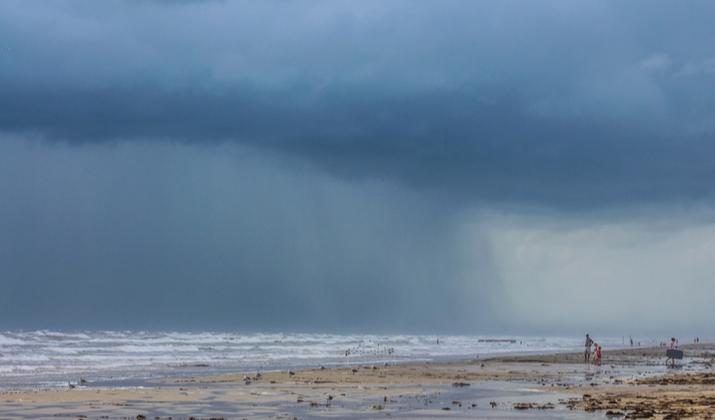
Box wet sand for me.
[1,344,713,419]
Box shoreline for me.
[0,337,648,392]
[0,331,642,391]
[1,344,713,419]
[0,344,636,392]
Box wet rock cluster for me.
[634,372,715,385]
[561,392,715,419]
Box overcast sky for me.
[1,0,715,334]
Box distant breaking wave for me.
[0,331,636,389]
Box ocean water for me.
[0,331,638,389]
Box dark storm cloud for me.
[0,139,503,331]
[3,0,715,208]
[4,1,715,333]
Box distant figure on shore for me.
[585,334,594,363]
[594,344,602,365]
[591,342,597,363]
[670,337,678,349]
[630,336,633,347]
[666,337,683,367]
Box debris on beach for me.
[512,402,555,410]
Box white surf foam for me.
[0,331,645,389]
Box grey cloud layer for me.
[0,139,504,331]
[3,1,715,208]
[3,1,715,332]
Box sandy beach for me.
[1,343,713,419]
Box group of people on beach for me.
[584,334,602,365]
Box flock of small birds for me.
[344,340,395,357]
[68,378,88,389]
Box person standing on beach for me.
[670,337,678,349]
[585,334,594,363]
